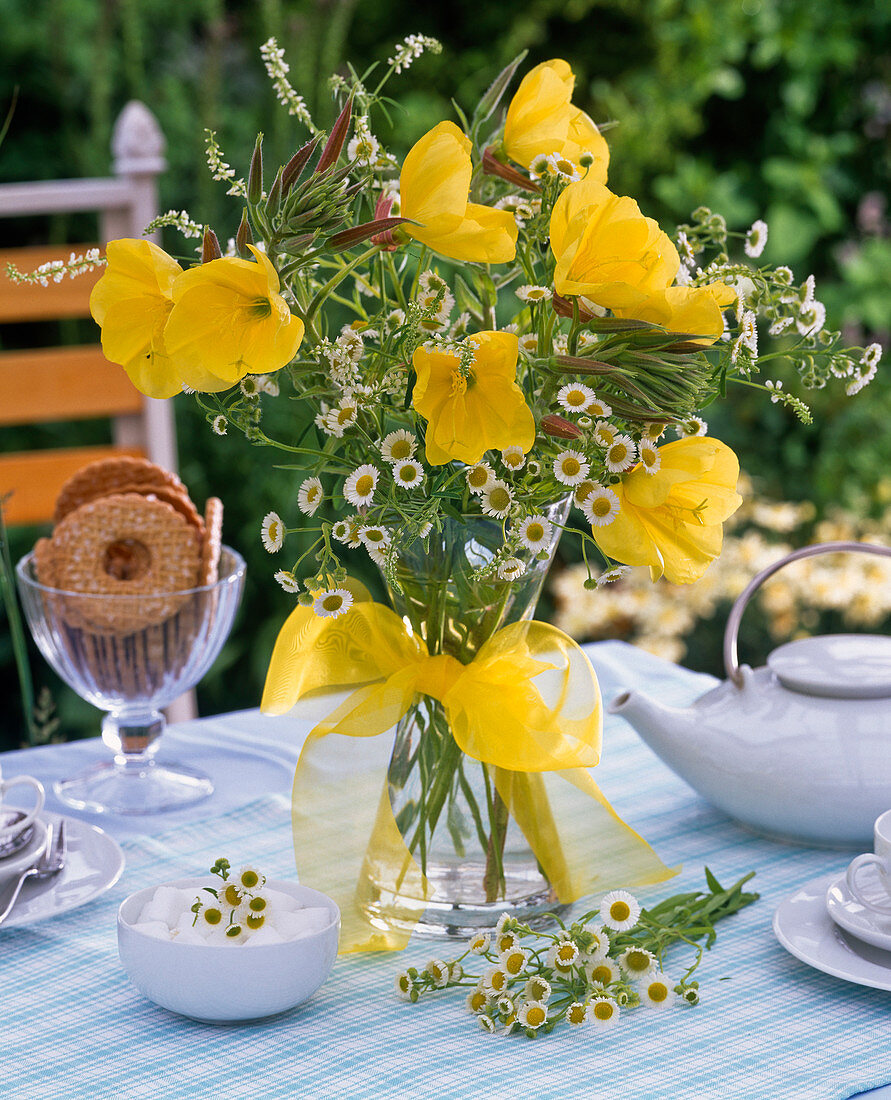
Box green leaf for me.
[472,50,528,129]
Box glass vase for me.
[362,498,570,938]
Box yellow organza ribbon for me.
[262,598,676,952]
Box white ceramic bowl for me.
[117,878,340,1022]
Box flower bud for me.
[265,167,283,220]
[248,133,264,206]
[541,414,582,439]
[202,227,222,264]
[235,210,253,258]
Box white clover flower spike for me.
[343,464,379,507]
[298,476,324,516]
[599,889,641,931]
[261,512,285,553]
[312,588,354,619]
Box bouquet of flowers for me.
[48,36,880,942]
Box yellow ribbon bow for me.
[262,598,675,952]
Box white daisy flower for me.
[331,516,362,548]
[862,342,882,368]
[465,462,495,494]
[642,421,666,440]
[386,308,406,329]
[468,932,490,955]
[518,333,539,356]
[583,926,611,961]
[677,415,708,436]
[768,316,794,336]
[592,419,617,446]
[359,525,391,565]
[641,973,677,1010]
[478,1015,497,1034]
[499,947,529,976]
[588,396,612,418]
[466,985,490,1013]
[582,486,620,527]
[500,446,526,471]
[256,373,280,396]
[497,556,526,580]
[599,889,641,931]
[523,976,551,1003]
[676,230,696,264]
[380,428,417,464]
[604,434,637,473]
[740,310,758,355]
[517,1001,548,1030]
[553,449,590,486]
[481,966,509,996]
[424,959,450,988]
[618,946,658,979]
[557,382,596,413]
[297,476,324,516]
[639,440,661,475]
[545,151,581,181]
[516,514,553,553]
[744,218,768,258]
[566,1002,588,1026]
[589,995,620,1029]
[547,938,580,971]
[528,152,551,177]
[240,376,261,398]
[597,566,631,586]
[393,460,424,489]
[797,299,826,336]
[312,587,354,619]
[261,511,285,553]
[394,971,414,1000]
[586,957,620,989]
[480,480,513,518]
[347,131,380,164]
[516,284,553,303]
[273,570,300,594]
[211,414,228,436]
[343,464,379,507]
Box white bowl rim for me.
[118,876,340,949]
[17,545,246,599]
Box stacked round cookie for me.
[34,457,223,634]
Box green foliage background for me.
[1,0,889,748]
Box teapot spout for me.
[609,689,702,774]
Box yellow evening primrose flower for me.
[162,245,304,392]
[89,238,184,400]
[503,59,609,180]
[412,331,535,465]
[592,437,742,584]
[400,122,517,264]
[550,176,679,310]
[614,282,737,344]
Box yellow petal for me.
[89,238,181,326]
[400,121,470,231]
[410,202,517,264]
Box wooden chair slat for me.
[0,445,143,527]
[0,245,103,322]
[0,346,142,426]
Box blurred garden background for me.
[1,0,890,749]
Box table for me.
[2,641,889,1100]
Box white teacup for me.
[847,809,891,915]
[0,764,45,842]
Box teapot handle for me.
[723,540,891,688]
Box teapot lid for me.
[767,634,891,698]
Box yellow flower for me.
[400,122,517,264]
[550,176,679,309]
[591,437,742,584]
[614,282,737,344]
[503,59,609,180]
[162,245,304,392]
[412,331,535,465]
[89,238,183,399]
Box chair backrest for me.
[0,101,178,527]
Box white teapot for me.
[610,542,891,847]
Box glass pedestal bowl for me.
[16,547,245,815]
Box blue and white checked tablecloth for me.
[2,641,890,1100]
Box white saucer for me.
[0,820,47,882]
[0,812,125,930]
[774,872,891,991]
[826,868,891,952]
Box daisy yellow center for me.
[566,390,586,407]
[561,457,581,477]
[390,439,412,459]
[336,408,355,424]
[556,945,576,965]
[203,908,222,925]
[591,498,612,518]
[450,370,468,396]
[504,952,525,975]
[554,158,575,175]
[322,594,345,613]
[357,139,375,157]
[398,975,411,993]
[527,289,546,301]
[626,950,650,972]
[491,971,507,992]
[609,443,628,464]
[525,1005,546,1027]
[399,464,418,479]
[568,1005,586,1024]
[364,530,385,544]
[307,486,321,501]
[648,983,668,1003]
[246,913,265,930]
[248,897,266,912]
[575,481,595,503]
[592,1001,614,1021]
[470,991,486,1010]
[642,449,656,466]
[610,900,631,922]
[355,474,375,496]
[267,521,280,541]
[241,870,259,888]
[526,522,545,542]
[590,965,612,985]
[249,297,272,318]
[223,884,241,906]
[527,979,548,999]
[468,467,489,488]
[489,487,511,511]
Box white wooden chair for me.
[0,102,196,722]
